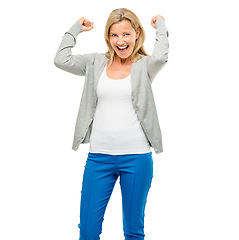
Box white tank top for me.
[89,65,151,155]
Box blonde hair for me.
[104,8,148,66]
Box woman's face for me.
[109,20,140,61]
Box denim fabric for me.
[78,151,153,240]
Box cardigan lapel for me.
[93,55,109,103]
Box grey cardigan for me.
[54,17,169,154]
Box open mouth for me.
[116,45,129,53]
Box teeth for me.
[118,46,127,49]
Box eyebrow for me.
[109,31,130,34]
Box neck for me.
[115,55,133,65]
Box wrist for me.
[155,17,169,37]
[65,22,84,39]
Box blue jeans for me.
[78,151,153,240]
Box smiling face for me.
[109,19,140,61]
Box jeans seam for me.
[128,156,136,238]
[82,159,98,238]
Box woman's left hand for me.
[151,14,165,29]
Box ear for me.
[136,27,141,39]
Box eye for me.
[124,33,130,36]
[111,34,117,37]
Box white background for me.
[1,0,239,239]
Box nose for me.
[117,36,125,45]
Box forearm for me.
[54,22,87,76]
[147,17,169,81]
[153,17,169,61]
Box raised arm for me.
[147,15,169,82]
[54,17,94,76]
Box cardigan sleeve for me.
[54,22,93,76]
[147,17,169,82]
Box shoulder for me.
[85,52,108,64]
[133,55,149,67]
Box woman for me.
[54,8,169,240]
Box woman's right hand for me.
[77,17,94,31]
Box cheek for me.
[109,41,118,54]
[129,36,136,45]
[109,39,116,47]
[129,39,136,49]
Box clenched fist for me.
[77,17,94,31]
[151,15,165,29]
